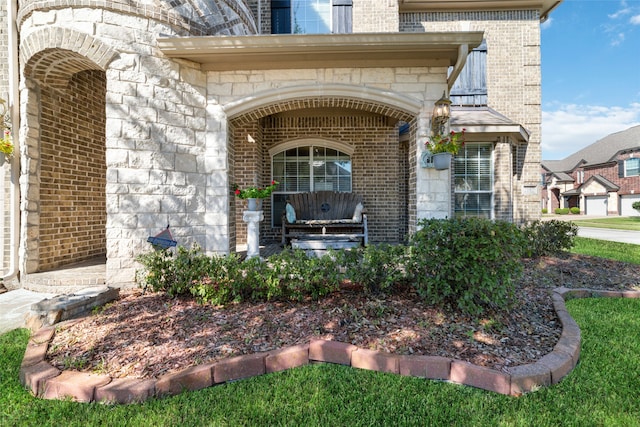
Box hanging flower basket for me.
[433,152,452,170]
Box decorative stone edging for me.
[19,287,640,404]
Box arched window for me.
[271,142,352,226]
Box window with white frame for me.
[454,144,493,218]
[271,145,352,226]
[625,158,640,177]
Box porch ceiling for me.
[157,32,484,71]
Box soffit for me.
[157,32,484,71]
[399,0,563,20]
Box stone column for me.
[242,210,264,259]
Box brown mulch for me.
[46,254,640,380]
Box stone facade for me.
[0,1,548,289]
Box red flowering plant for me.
[427,128,466,155]
[233,180,279,199]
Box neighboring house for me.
[541,125,640,216]
[0,0,560,290]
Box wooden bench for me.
[281,191,368,247]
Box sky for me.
[541,0,640,160]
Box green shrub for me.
[570,207,580,214]
[555,208,570,215]
[541,208,548,214]
[521,219,578,258]
[407,218,525,316]
[336,244,408,294]
[264,249,341,301]
[632,201,640,211]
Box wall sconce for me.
[431,91,451,136]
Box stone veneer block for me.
[622,290,640,298]
[351,349,399,374]
[398,355,451,380]
[30,326,56,345]
[155,363,215,396]
[537,351,574,384]
[309,339,357,366]
[554,334,581,366]
[95,378,157,404]
[507,363,552,396]
[21,342,49,368]
[594,290,623,298]
[450,361,511,395]
[42,371,111,402]
[214,353,266,384]
[265,344,309,373]
[20,361,61,396]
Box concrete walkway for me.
[0,289,57,335]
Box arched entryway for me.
[227,87,420,250]
[20,29,118,284]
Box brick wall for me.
[400,10,542,224]
[38,70,107,271]
[353,0,399,32]
[0,0,9,276]
[233,113,405,245]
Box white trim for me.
[225,83,423,121]
[268,137,354,157]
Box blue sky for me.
[541,0,640,160]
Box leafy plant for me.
[407,217,525,316]
[521,219,578,258]
[632,201,640,211]
[570,207,580,214]
[426,129,465,155]
[555,208,570,215]
[233,180,279,199]
[337,244,408,294]
[0,129,13,160]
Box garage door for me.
[585,196,608,216]
[620,195,640,216]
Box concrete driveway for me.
[577,227,640,245]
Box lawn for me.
[2,239,639,426]
[570,216,640,231]
[2,298,639,426]
[572,237,640,265]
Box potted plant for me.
[0,129,13,165]
[233,180,279,211]
[426,129,465,170]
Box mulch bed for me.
[46,254,640,380]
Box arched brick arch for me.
[226,84,422,125]
[18,0,257,36]
[21,28,118,89]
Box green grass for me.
[2,297,640,426]
[572,237,640,264]
[570,216,640,231]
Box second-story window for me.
[271,0,352,34]
[624,158,640,177]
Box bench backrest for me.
[287,191,362,221]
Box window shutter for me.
[271,0,291,34]
[332,0,352,34]
[450,39,487,106]
[619,160,625,178]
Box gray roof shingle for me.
[542,125,640,172]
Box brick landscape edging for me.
[19,288,640,403]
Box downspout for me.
[3,0,20,285]
[447,43,469,91]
